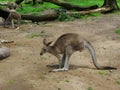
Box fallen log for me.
[43,0,98,11]
[21,10,59,22]
[0,8,59,22]
[0,2,7,6]
[0,8,9,19]
[0,7,113,22]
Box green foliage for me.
[117,0,120,7]
[115,29,120,35]
[57,11,102,21]
[64,0,104,7]
[57,12,75,21]
[17,2,60,14]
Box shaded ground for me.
[0,13,120,90]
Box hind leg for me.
[11,19,15,28]
[52,46,73,72]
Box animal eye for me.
[43,48,47,51]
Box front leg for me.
[47,53,62,68]
[59,54,66,68]
[52,54,69,72]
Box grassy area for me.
[0,0,120,20]
[17,0,105,14]
[64,0,104,7]
[18,2,60,14]
[115,29,120,35]
[0,0,106,14]
[1,0,120,14]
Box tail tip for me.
[99,66,117,70]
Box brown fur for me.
[40,33,117,71]
[4,9,21,28]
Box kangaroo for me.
[4,9,21,28]
[40,33,116,72]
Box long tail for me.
[84,41,117,70]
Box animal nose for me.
[40,53,43,55]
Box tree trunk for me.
[102,0,119,10]
[43,0,98,11]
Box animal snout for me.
[40,52,43,55]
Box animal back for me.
[53,33,84,53]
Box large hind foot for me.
[52,68,68,72]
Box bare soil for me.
[0,13,120,90]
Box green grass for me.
[17,2,60,14]
[115,29,120,35]
[1,0,120,14]
[17,0,105,14]
[64,80,69,83]
[8,79,15,85]
[88,86,94,90]
[98,70,109,75]
[64,0,104,7]
[116,78,120,85]
[26,32,49,39]
[1,0,120,21]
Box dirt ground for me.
[0,13,120,90]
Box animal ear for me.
[46,41,52,46]
[43,38,47,45]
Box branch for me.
[66,7,111,15]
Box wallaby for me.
[0,47,10,60]
[40,33,117,72]
[4,9,21,28]
[6,2,23,10]
[6,2,18,10]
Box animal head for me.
[7,2,18,10]
[6,2,23,10]
[40,39,52,55]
